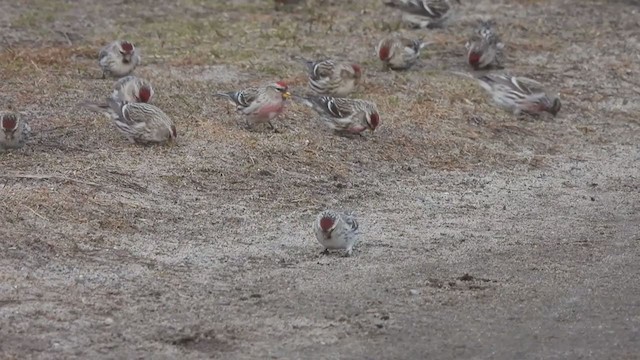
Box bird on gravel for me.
[82,99,176,145]
[111,76,154,104]
[214,82,291,130]
[383,0,460,29]
[452,72,562,117]
[465,20,505,70]
[313,210,361,257]
[293,95,380,136]
[0,112,31,151]
[298,57,362,97]
[376,34,428,71]
[99,40,141,79]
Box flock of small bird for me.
[1,0,563,256]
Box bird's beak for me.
[283,91,291,100]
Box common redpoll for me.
[377,35,427,71]
[82,99,176,144]
[99,40,141,79]
[294,95,380,135]
[313,210,360,257]
[454,72,561,116]
[465,20,505,70]
[111,76,154,103]
[302,59,362,97]
[214,81,291,129]
[384,0,459,29]
[0,113,30,151]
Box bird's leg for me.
[321,248,329,255]
[343,248,353,257]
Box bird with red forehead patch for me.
[98,40,141,79]
[296,57,362,97]
[465,20,505,70]
[81,98,176,145]
[384,0,459,29]
[111,76,155,104]
[313,210,360,257]
[293,95,380,136]
[214,81,291,130]
[1,112,31,151]
[376,34,428,71]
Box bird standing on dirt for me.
[383,0,459,29]
[82,99,177,145]
[0,113,31,151]
[214,82,291,130]
[294,95,380,136]
[300,58,362,97]
[99,40,141,79]
[465,20,505,70]
[111,76,154,103]
[376,35,427,71]
[313,210,361,257]
[453,72,562,116]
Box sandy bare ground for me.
[1,0,639,358]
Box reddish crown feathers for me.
[319,216,335,232]
[138,86,152,103]
[378,46,390,61]
[369,113,380,129]
[120,41,134,53]
[1,115,18,130]
[351,64,362,76]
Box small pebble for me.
[409,289,420,296]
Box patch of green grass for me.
[12,0,71,29]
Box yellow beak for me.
[283,91,291,100]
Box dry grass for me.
[1,0,640,358]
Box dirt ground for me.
[1,0,639,358]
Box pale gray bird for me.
[99,40,141,79]
[82,99,176,145]
[313,210,360,257]
[294,95,380,135]
[453,72,561,116]
[214,81,291,129]
[112,76,154,103]
[0,113,30,151]
[384,0,460,29]
[465,20,505,70]
[301,58,362,97]
[376,35,428,71]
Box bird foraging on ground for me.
[465,20,505,70]
[214,82,291,130]
[298,58,362,97]
[383,0,459,29]
[98,40,141,79]
[452,72,562,117]
[293,95,380,136]
[111,76,154,103]
[0,113,30,151]
[81,99,176,145]
[376,35,428,71]
[313,210,361,257]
